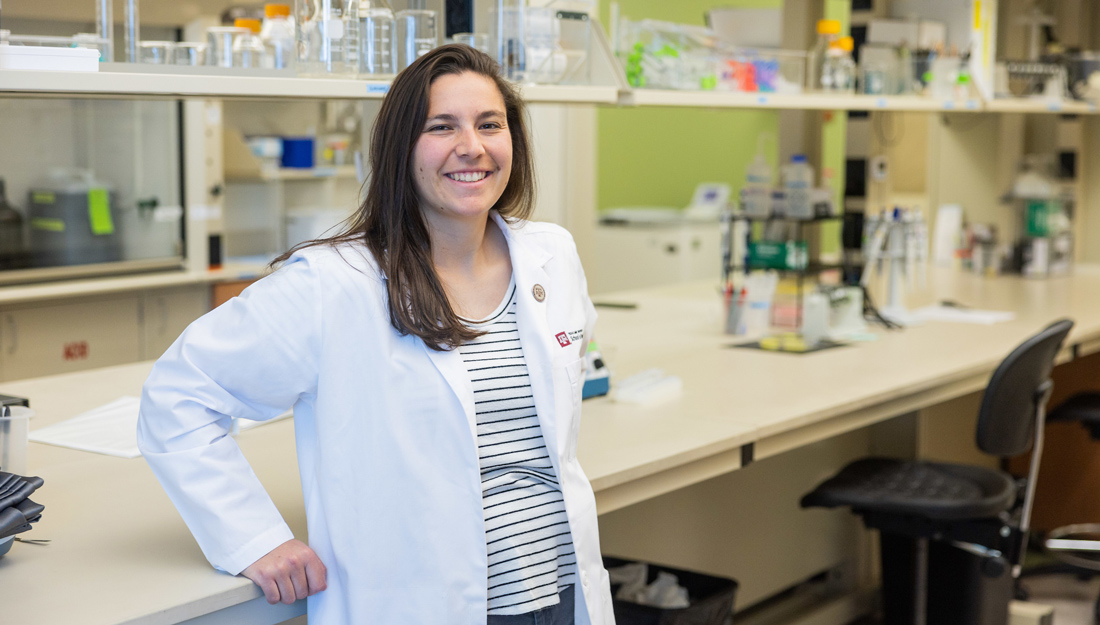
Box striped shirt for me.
[458,278,577,615]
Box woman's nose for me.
[454,127,485,158]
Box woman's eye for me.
[426,125,450,132]
[480,123,502,130]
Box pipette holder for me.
[863,210,925,327]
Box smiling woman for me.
[139,43,613,625]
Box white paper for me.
[933,204,963,266]
[912,305,1015,325]
[29,397,291,459]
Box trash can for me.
[603,556,738,625]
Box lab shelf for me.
[620,89,982,112]
[0,68,621,104]
[984,98,1100,115]
[226,165,360,182]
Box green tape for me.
[88,188,114,235]
[31,191,56,204]
[31,218,65,232]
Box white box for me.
[0,45,100,72]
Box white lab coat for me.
[137,213,615,625]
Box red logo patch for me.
[555,332,572,347]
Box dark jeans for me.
[487,585,575,625]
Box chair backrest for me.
[976,319,1074,457]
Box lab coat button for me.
[532,284,546,302]
[581,570,589,587]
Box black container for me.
[603,556,738,625]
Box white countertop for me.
[3,266,1100,624]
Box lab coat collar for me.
[422,212,562,477]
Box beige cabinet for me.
[141,286,211,360]
[0,296,142,382]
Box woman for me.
[137,45,614,624]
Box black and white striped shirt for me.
[458,278,576,615]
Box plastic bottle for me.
[233,19,268,68]
[821,37,855,93]
[742,142,773,218]
[261,4,296,69]
[783,155,815,220]
[808,19,841,90]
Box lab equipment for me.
[0,465,46,557]
[808,19,841,90]
[359,1,395,75]
[740,271,778,336]
[0,406,33,476]
[610,369,682,405]
[296,0,359,76]
[0,179,26,270]
[27,168,122,268]
[125,0,139,63]
[281,137,315,168]
[172,42,206,66]
[800,291,829,346]
[781,155,814,220]
[453,32,489,54]
[233,19,267,69]
[861,207,928,327]
[581,341,609,399]
[490,0,524,81]
[741,138,773,218]
[138,40,173,65]
[820,36,855,93]
[260,3,296,69]
[95,0,113,61]
[207,26,249,68]
[394,5,437,72]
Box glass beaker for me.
[490,0,525,81]
[296,0,360,76]
[453,32,490,54]
[173,43,207,66]
[233,18,268,68]
[394,9,437,72]
[207,26,249,68]
[0,406,34,477]
[359,3,395,75]
[139,41,174,65]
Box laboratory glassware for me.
[296,0,359,76]
[453,32,489,54]
[233,19,268,68]
[782,155,814,220]
[95,0,113,61]
[742,152,773,218]
[490,0,524,80]
[139,41,173,65]
[207,26,248,68]
[125,0,139,63]
[0,407,33,479]
[172,43,206,66]
[359,0,395,75]
[261,4,296,70]
[820,37,855,94]
[807,19,840,90]
[393,7,437,72]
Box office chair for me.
[801,318,1074,625]
[1016,392,1100,622]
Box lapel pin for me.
[532,284,546,302]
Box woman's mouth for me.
[445,171,490,183]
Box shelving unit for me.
[225,165,359,183]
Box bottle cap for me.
[265,4,291,18]
[235,18,262,33]
[792,154,807,163]
[836,36,854,52]
[817,19,842,35]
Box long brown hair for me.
[273,44,535,350]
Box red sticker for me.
[555,332,572,348]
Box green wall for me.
[597,0,783,211]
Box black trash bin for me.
[603,556,738,625]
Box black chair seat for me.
[801,458,1017,520]
[1048,392,1100,439]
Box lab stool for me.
[801,319,1074,625]
[1018,392,1100,622]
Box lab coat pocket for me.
[564,356,584,461]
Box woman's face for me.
[412,71,513,225]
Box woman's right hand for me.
[240,539,328,605]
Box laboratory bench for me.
[4,266,1100,624]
